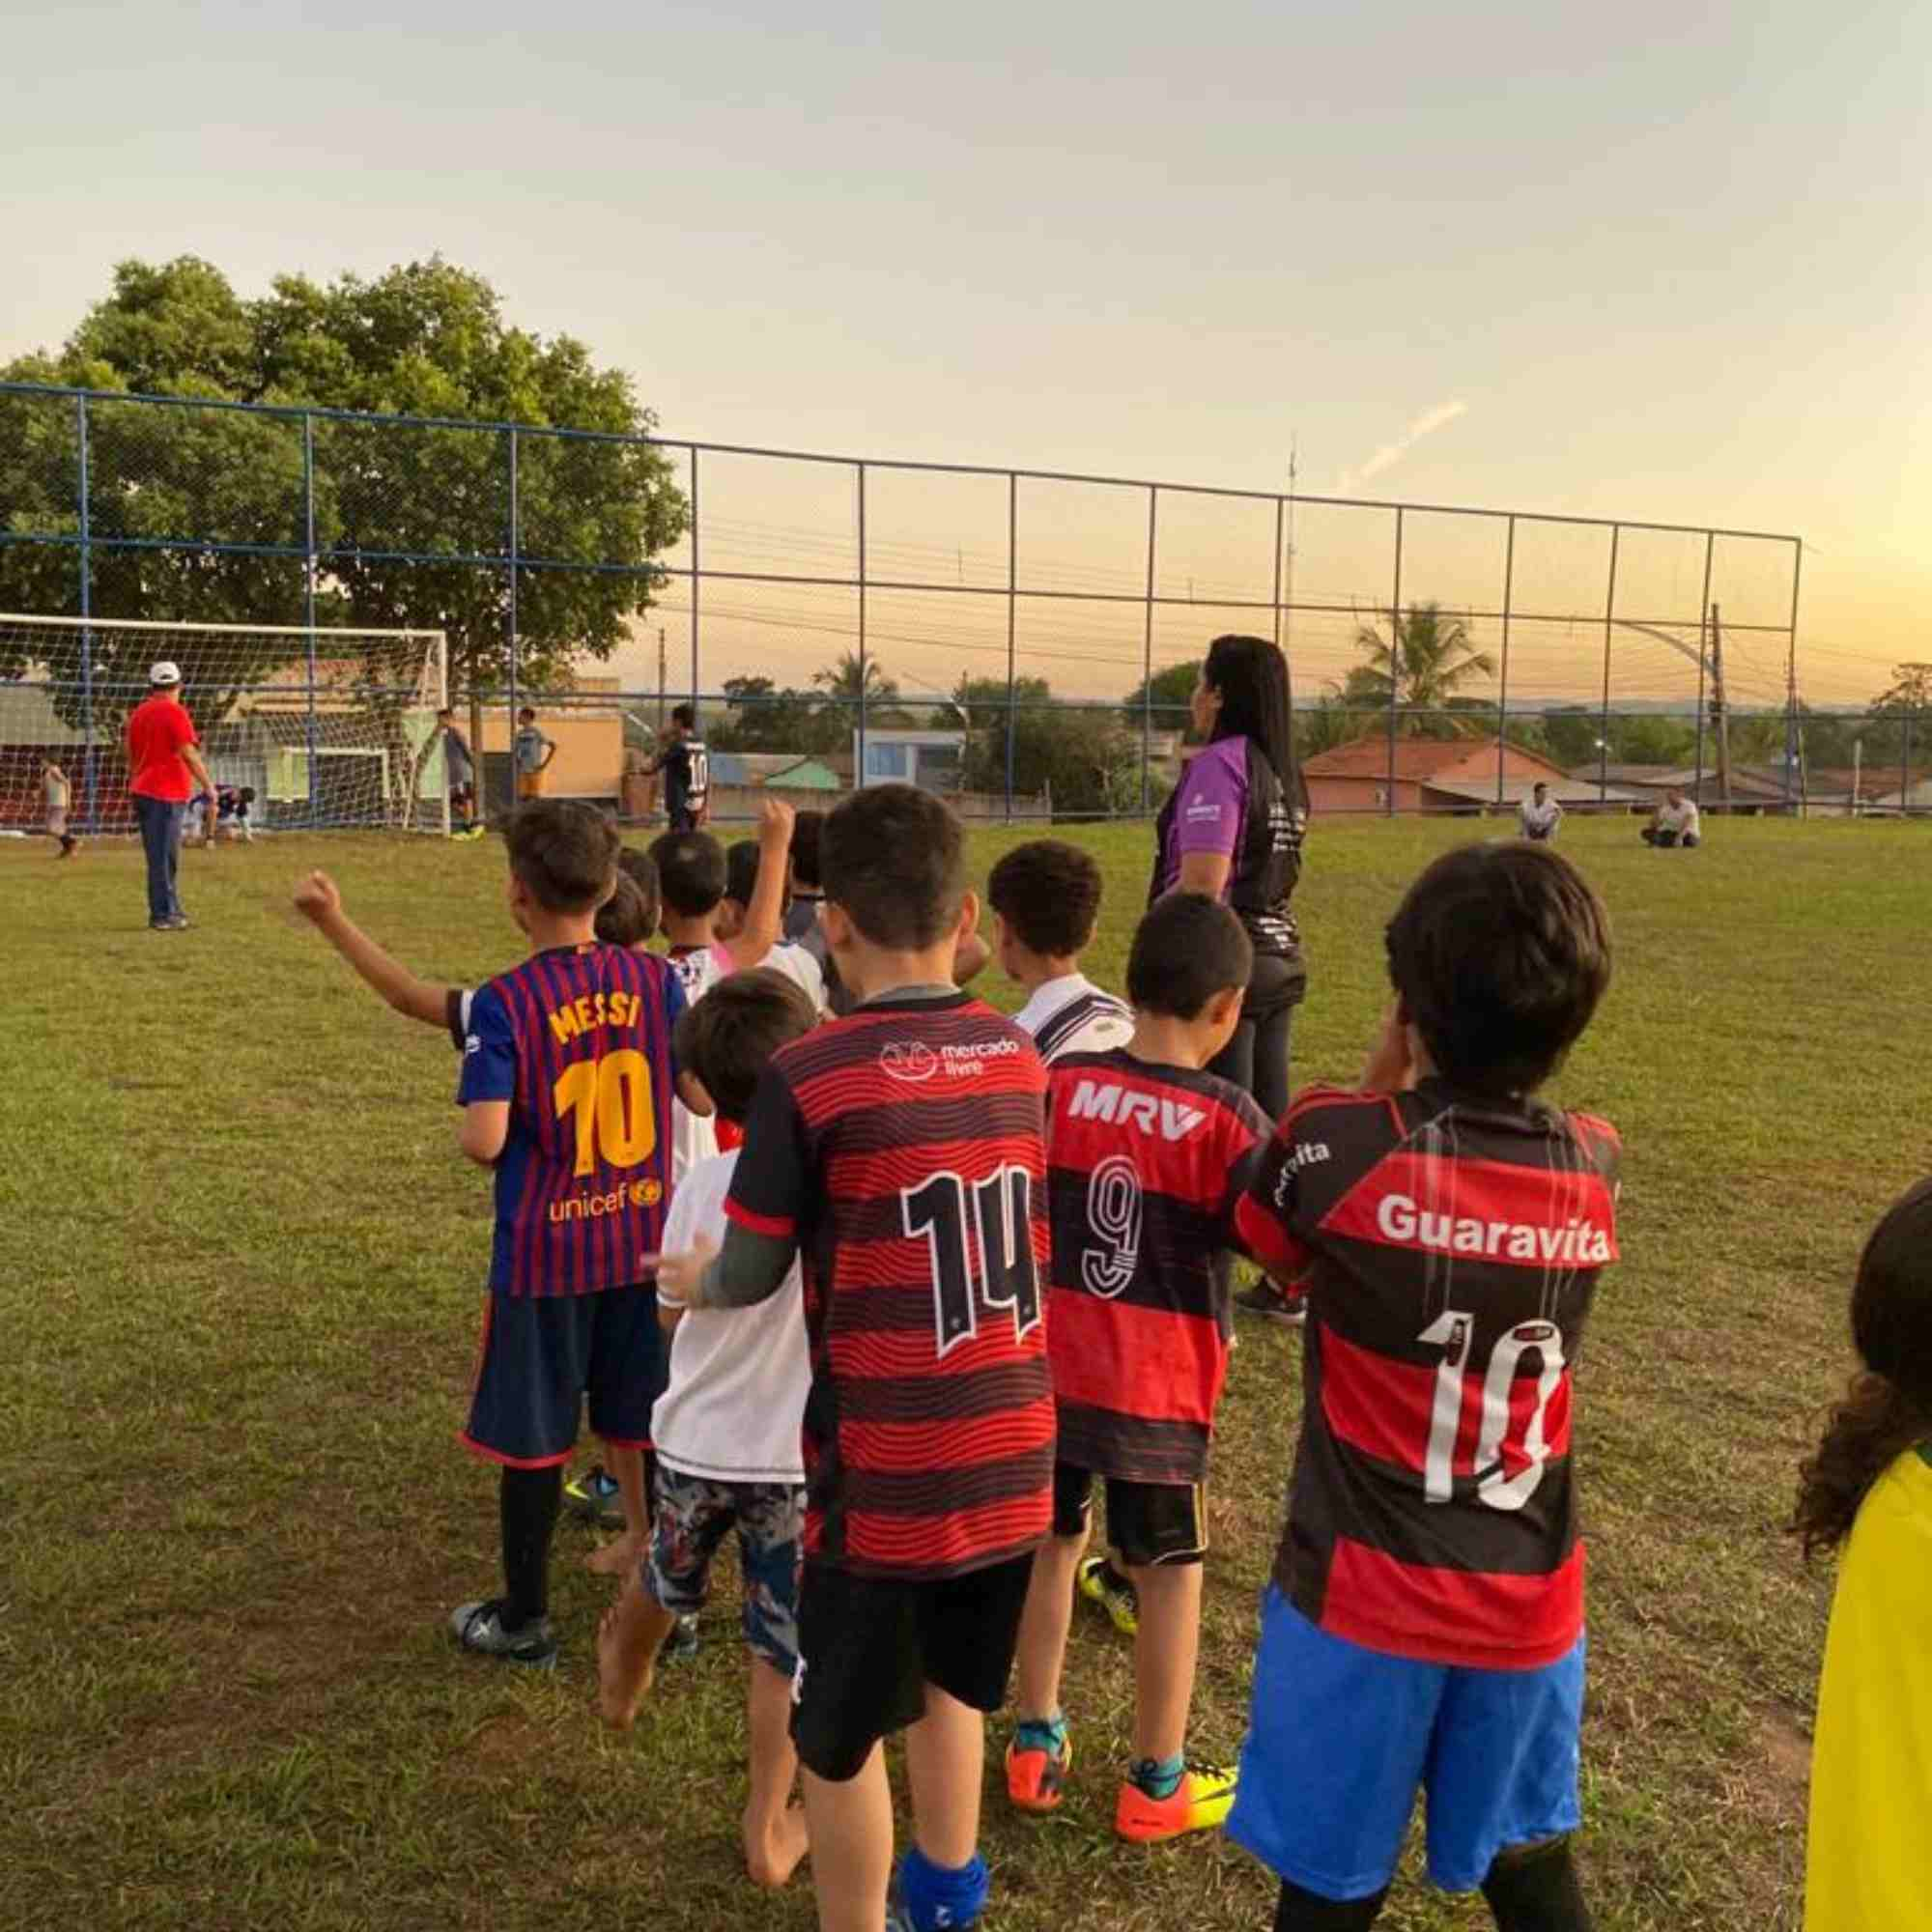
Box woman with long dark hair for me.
[1149,634,1307,1121]
[1791,1178,1932,1932]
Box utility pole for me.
[1709,603,1733,810]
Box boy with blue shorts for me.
[1230,841,1619,1931]
[596,968,819,1891]
[447,801,684,1665]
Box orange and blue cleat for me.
[1005,1725,1074,1814]
[1114,1761,1237,1844]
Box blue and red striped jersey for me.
[1045,1050,1271,1485]
[458,943,685,1296]
[724,990,1055,1581]
[1235,1079,1621,1670]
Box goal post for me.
[0,613,448,836]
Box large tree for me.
[711,674,844,756]
[1340,602,1496,737]
[0,255,687,745]
[1120,661,1200,733]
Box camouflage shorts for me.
[649,1465,805,1676]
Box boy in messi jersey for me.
[1228,841,1617,1932]
[293,852,682,1599]
[654,782,1053,1932]
[1007,893,1272,1842]
[454,803,686,1664]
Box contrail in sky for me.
[1334,400,1468,496]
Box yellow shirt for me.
[1806,1445,1932,1932]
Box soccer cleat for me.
[1006,1727,1074,1814]
[1114,1761,1238,1844]
[449,1598,558,1667]
[1077,1555,1140,1637]
[662,1613,700,1663]
[1234,1280,1306,1327]
[561,1463,626,1530]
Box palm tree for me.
[811,651,901,711]
[1341,603,1496,738]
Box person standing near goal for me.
[125,661,218,931]
[436,706,480,837]
[513,706,557,803]
[42,758,78,859]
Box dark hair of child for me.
[671,702,696,729]
[594,871,654,948]
[672,970,818,1125]
[724,838,763,912]
[790,810,825,890]
[615,846,661,935]
[1383,842,1611,1100]
[1791,1178,1932,1558]
[504,800,619,915]
[1126,893,1253,1018]
[649,829,727,919]
[819,783,966,951]
[987,839,1104,960]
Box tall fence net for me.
[0,380,1866,829]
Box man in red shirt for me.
[125,661,216,930]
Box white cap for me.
[149,660,182,687]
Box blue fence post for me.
[303,412,319,826]
[1005,470,1017,822]
[75,394,97,835]
[505,428,520,823]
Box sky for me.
[2,0,1926,706]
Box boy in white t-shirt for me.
[987,839,1134,1064]
[985,838,1140,1637]
[649,799,795,1177]
[597,969,819,1891]
[1518,782,1563,842]
[719,836,829,1014]
[1642,787,1702,848]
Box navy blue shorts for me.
[1228,1585,1585,1899]
[461,1287,667,1469]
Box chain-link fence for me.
[3,379,1837,827]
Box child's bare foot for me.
[595,1591,660,1729]
[585,1531,644,1577]
[743,1803,810,1889]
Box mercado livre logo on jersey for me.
[880,1037,1022,1083]
[1321,1148,1618,1267]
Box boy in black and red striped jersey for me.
[1006,893,1272,1844]
[654,782,1051,1932]
[1228,841,1616,1932]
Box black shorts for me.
[791,1554,1036,1782]
[461,1286,667,1468]
[668,801,703,833]
[1052,1462,1208,1568]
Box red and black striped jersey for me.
[457,944,684,1296]
[1045,1051,1271,1484]
[724,989,1054,1581]
[1235,1079,1621,1671]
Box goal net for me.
[0,613,448,837]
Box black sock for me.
[1274,1879,1388,1931]
[1481,1840,1591,1932]
[498,1465,563,1631]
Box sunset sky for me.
[3,0,1925,707]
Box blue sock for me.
[1014,1712,1067,1757]
[897,1846,990,1931]
[1131,1750,1185,1801]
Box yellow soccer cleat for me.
[1114,1761,1237,1845]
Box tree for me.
[1121,662,1199,733]
[711,674,843,756]
[1340,603,1496,736]
[943,672,1050,732]
[1870,664,1932,721]
[960,701,1141,820]
[0,256,688,762]
[811,651,900,711]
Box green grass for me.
[3,812,1907,1931]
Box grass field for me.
[3,811,1912,1932]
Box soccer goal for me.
[0,613,449,836]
